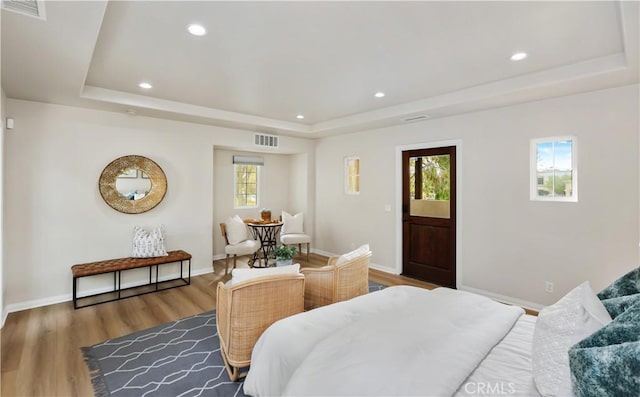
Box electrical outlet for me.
[545,281,554,293]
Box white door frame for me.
[395,139,463,288]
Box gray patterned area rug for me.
[82,281,387,397]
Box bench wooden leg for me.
[225,254,230,275]
[73,277,77,309]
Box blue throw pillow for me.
[568,303,640,397]
[601,293,640,319]
[597,267,640,300]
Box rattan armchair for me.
[216,274,305,381]
[301,251,371,310]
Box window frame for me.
[344,156,360,195]
[530,136,578,202]
[233,163,260,209]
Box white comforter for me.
[244,286,524,396]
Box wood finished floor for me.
[1,253,438,397]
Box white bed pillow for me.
[335,244,370,266]
[229,263,300,286]
[132,225,168,258]
[532,281,612,397]
[281,211,304,235]
[225,214,248,245]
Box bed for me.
[243,285,540,397]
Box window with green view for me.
[530,137,577,202]
[234,164,259,208]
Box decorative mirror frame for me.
[99,155,167,214]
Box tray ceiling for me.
[2,1,638,137]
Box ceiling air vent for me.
[401,115,431,123]
[2,0,46,20]
[254,133,279,148]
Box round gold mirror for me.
[99,155,167,214]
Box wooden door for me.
[402,146,456,287]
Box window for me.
[530,136,577,202]
[234,164,259,208]
[408,153,451,219]
[344,157,360,194]
[409,155,450,201]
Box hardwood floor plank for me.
[1,310,28,373]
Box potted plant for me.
[271,245,297,267]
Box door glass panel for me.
[409,154,450,218]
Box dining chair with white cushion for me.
[280,211,311,261]
[220,215,260,274]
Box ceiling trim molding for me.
[310,53,629,135]
[81,86,313,134]
[81,51,630,137]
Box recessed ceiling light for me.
[138,82,152,89]
[510,52,528,61]
[374,92,385,98]
[187,24,207,36]
[296,114,305,120]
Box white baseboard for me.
[365,262,542,312]
[311,249,397,274]
[4,293,71,320]
[312,249,542,311]
[458,284,545,312]
[1,267,214,326]
[309,248,334,258]
[368,262,400,275]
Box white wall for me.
[288,153,308,214]
[289,153,314,239]
[1,88,6,323]
[1,16,4,324]
[2,99,315,311]
[315,84,640,307]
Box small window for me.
[344,157,360,195]
[234,164,259,208]
[530,137,577,202]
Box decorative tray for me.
[243,219,280,225]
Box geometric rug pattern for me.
[82,311,244,397]
[82,281,387,397]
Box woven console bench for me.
[71,250,192,309]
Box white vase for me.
[276,259,293,267]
